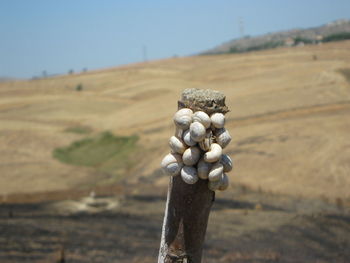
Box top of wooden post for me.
[178,88,229,114]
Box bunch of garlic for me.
[161,108,233,191]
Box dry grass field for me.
[1,41,350,263]
[1,41,350,202]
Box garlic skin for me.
[183,129,197,147]
[182,146,201,166]
[161,153,183,176]
[204,143,222,163]
[221,154,233,172]
[190,122,206,142]
[208,162,224,182]
[197,157,212,180]
[169,136,187,154]
[193,111,211,129]
[173,108,193,130]
[215,128,232,149]
[210,113,225,129]
[181,166,199,184]
[218,174,229,191]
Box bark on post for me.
[158,88,229,263]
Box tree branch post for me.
[158,88,229,263]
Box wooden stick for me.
[158,88,229,263]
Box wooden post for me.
[158,88,229,263]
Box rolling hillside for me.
[0,41,350,204]
[202,19,350,54]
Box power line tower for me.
[238,17,245,38]
[142,45,148,62]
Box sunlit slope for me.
[0,41,349,200]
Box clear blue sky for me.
[1,0,349,78]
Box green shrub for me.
[323,32,350,42]
[337,68,350,83]
[294,36,313,45]
[228,41,284,54]
[64,125,92,134]
[53,131,139,177]
[75,84,83,91]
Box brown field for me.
[1,41,350,262]
[1,41,350,201]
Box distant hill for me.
[202,19,350,54]
[0,77,17,83]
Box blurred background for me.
[0,0,350,262]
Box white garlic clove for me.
[199,129,212,151]
[181,166,199,184]
[183,129,197,146]
[204,143,222,163]
[208,162,224,181]
[193,111,211,129]
[161,153,183,176]
[221,154,233,172]
[218,173,229,191]
[182,146,201,166]
[169,136,188,154]
[210,113,225,129]
[215,128,232,149]
[190,122,206,142]
[208,177,222,191]
[197,157,212,180]
[173,108,193,130]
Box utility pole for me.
[239,17,245,38]
[143,45,148,62]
